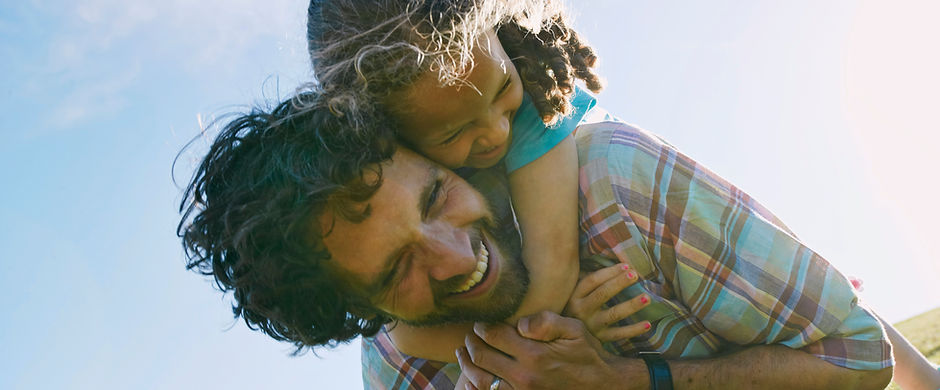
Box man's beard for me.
[399,169,528,326]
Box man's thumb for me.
[517,311,583,342]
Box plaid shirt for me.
[361,113,893,389]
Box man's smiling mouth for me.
[449,240,490,294]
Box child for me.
[306,0,650,368]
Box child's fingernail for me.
[644,322,651,330]
[627,271,636,279]
[622,264,630,270]
[640,295,649,304]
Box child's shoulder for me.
[504,87,597,173]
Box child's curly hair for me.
[306,0,603,134]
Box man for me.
[179,95,893,389]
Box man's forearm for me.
[610,345,892,390]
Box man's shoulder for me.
[574,113,671,162]
[361,328,461,389]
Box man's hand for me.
[456,312,893,390]
[455,311,644,390]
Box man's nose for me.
[414,223,476,282]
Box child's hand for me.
[563,263,652,343]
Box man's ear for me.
[349,306,377,320]
[346,298,385,321]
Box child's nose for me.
[476,117,510,148]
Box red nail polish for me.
[622,264,630,270]
[640,295,649,304]
[627,271,636,279]
[644,323,651,330]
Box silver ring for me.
[488,377,501,390]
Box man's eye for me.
[377,255,407,298]
[424,179,442,216]
[380,268,397,290]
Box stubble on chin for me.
[402,226,528,327]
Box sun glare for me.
[844,0,940,272]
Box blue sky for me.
[1,0,938,389]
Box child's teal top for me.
[504,86,597,173]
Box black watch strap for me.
[637,351,673,390]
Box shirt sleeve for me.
[797,303,893,369]
[503,88,595,173]
[361,328,460,390]
[577,120,893,370]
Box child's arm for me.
[878,314,940,390]
[505,134,580,318]
[387,322,471,363]
[385,262,655,365]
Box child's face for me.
[388,30,524,169]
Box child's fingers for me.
[595,321,652,343]
[571,263,628,299]
[592,293,651,330]
[566,264,632,320]
[581,265,639,311]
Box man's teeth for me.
[451,244,489,294]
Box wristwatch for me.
[637,351,673,390]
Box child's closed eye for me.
[440,127,466,146]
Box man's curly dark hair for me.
[178,92,395,351]
[306,0,603,135]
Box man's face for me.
[320,148,527,326]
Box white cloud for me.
[43,0,159,74]
[46,64,140,130]
[843,0,940,277]
[164,0,308,69]
[26,0,308,132]
[45,0,308,73]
